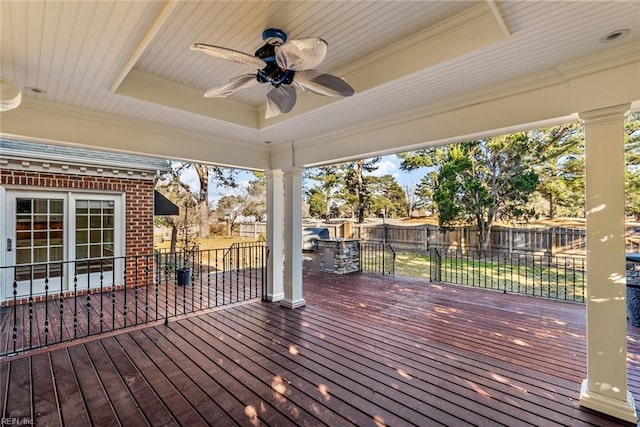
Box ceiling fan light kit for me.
[0,77,22,112]
[191,28,354,118]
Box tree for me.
[306,186,327,218]
[367,174,408,218]
[434,135,539,252]
[213,173,266,234]
[398,148,446,215]
[402,182,419,217]
[529,124,584,218]
[306,166,342,219]
[172,163,237,238]
[341,158,381,223]
[154,173,197,253]
[626,112,640,219]
[242,172,267,221]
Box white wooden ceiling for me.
[1,1,639,169]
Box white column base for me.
[580,379,638,423]
[280,298,306,309]
[265,292,284,303]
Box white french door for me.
[3,191,124,300]
[10,194,65,297]
[69,194,124,289]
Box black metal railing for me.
[428,248,586,302]
[360,241,396,275]
[0,244,268,357]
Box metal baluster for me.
[216,249,220,306]
[44,277,49,346]
[73,270,78,339]
[12,276,18,354]
[59,262,64,344]
[145,255,150,324]
[86,264,91,337]
[134,256,139,325]
[164,254,171,325]
[207,250,211,309]
[28,271,34,350]
[123,258,128,328]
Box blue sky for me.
[179,154,426,206]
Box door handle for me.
[7,238,12,251]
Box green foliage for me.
[401,134,541,252]
[341,158,382,223]
[366,174,408,218]
[306,186,327,218]
[305,165,343,218]
[625,112,640,166]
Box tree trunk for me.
[199,201,210,238]
[548,193,555,219]
[357,161,365,223]
[170,225,178,253]
[195,164,210,238]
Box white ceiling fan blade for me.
[204,74,258,98]
[294,71,354,97]
[0,77,22,111]
[275,38,328,71]
[191,43,267,68]
[265,85,297,118]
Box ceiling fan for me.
[191,28,354,118]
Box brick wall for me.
[1,170,155,282]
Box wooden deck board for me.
[231,303,563,426]
[1,271,637,426]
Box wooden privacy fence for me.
[237,222,640,255]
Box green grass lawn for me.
[390,250,586,302]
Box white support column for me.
[265,170,284,302]
[281,167,306,309]
[579,104,637,423]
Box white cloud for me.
[364,156,400,179]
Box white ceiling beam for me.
[486,0,511,38]
[110,0,180,93]
[116,70,258,128]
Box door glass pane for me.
[75,199,115,274]
[34,199,48,213]
[15,198,64,280]
[17,248,31,264]
[17,199,31,214]
[16,232,31,248]
[76,230,88,244]
[50,199,63,214]
[76,215,88,229]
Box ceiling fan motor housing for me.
[255,43,295,87]
[262,28,287,45]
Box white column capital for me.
[578,103,631,125]
[265,169,284,179]
[282,166,305,176]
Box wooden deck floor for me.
[1,271,638,426]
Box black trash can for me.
[176,267,191,286]
[626,254,640,326]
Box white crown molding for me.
[0,156,154,180]
[1,97,271,170]
[555,42,640,79]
